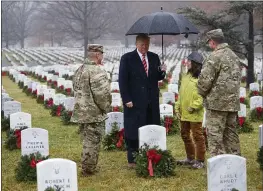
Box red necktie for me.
[142,54,148,76]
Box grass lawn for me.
[1,76,262,191]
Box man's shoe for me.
[128,163,136,169]
[177,158,195,165]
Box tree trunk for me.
[246,9,255,88]
[20,38,24,48]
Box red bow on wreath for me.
[256,107,263,118]
[33,90,37,95]
[68,111,73,117]
[15,129,22,149]
[253,91,259,96]
[175,94,178,101]
[30,158,43,168]
[56,105,63,116]
[59,85,64,90]
[66,88,71,95]
[40,95,44,100]
[147,149,162,176]
[113,89,119,93]
[239,97,245,103]
[113,106,119,112]
[164,117,173,133]
[47,98,53,107]
[116,128,125,148]
[238,117,245,126]
[53,81,58,87]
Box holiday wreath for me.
[160,116,179,135]
[237,117,253,134]
[1,111,10,132]
[44,98,54,109]
[249,90,262,97]
[15,152,49,182]
[50,104,65,117]
[134,144,176,178]
[60,110,73,125]
[257,146,263,171]
[249,107,263,122]
[5,126,28,150]
[102,122,125,151]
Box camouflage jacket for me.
[197,43,241,112]
[70,59,111,123]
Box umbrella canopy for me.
[126,11,199,35]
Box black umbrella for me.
[126,7,199,62]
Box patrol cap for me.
[88,44,104,53]
[187,51,204,65]
[205,28,224,43]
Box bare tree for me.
[10,1,38,48]
[1,2,17,48]
[42,1,117,58]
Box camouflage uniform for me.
[197,29,241,157]
[71,44,111,175]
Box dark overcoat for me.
[118,49,165,140]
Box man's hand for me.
[187,107,195,114]
[160,63,167,72]
[126,101,133,108]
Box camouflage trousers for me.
[79,122,104,174]
[206,109,241,157]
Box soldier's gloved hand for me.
[187,107,195,114]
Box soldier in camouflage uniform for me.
[197,29,241,157]
[71,44,111,176]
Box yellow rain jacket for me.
[175,73,204,122]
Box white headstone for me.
[2,93,9,98]
[37,85,48,96]
[239,87,246,98]
[52,75,59,82]
[53,94,66,105]
[207,154,247,191]
[27,80,33,89]
[3,101,22,118]
[238,104,247,117]
[32,82,40,91]
[2,96,13,110]
[37,158,78,191]
[111,93,121,106]
[249,83,259,91]
[168,84,179,94]
[257,73,263,81]
[159,104,173,118]
[57,78,66,87]
[64,80,73,89]
[250,96,263,110]
[112,74,118,82]
[110,82,119,91]
[21,128,49,156]
[44,89,56,101]
[105,112,124,134]
[63,97,75,111]
[10,112,32,130]
[139,125,166,150]
[162,92,175,104]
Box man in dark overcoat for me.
[119,34,166,168]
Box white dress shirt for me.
[137,49,149,75]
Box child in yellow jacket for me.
[175,51,206,169]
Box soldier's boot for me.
[177,158,195,166]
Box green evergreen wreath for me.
[248,90,262,97]
[60,110,73,125]
[18,81,24,89]
[102,122,126,151]
[50,104,65,117]
[237,118,254,134]
[36,95,45,104]
[160,116,179,135]
[1,111,10,132]
[257,146,263,171]
[134,144,176,178]
[22,85,28,93]
[5,126,28,150]
[249,107,263,122]
[15,152,49,182]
